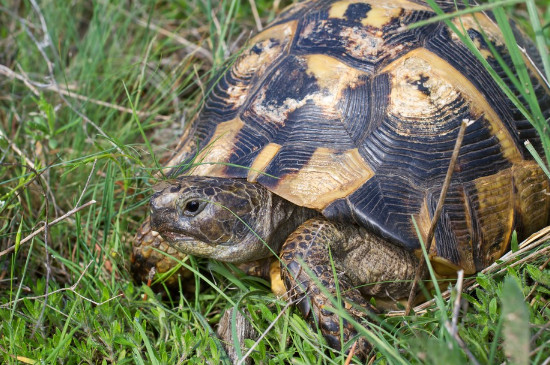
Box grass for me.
[0,0,549,363]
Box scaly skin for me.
[131,217,193,291]
[148,176,421,358]
[149,176,316,263]
[280,218,420,357]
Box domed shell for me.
[171,0,550,274]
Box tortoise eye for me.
[183,200,203,216]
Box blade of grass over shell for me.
[524,0,550,82]
[406,0,524,28]
[422,0,550,163]
[411,217,447,316]
[491,2,548,139]
[167,134,280,180]
[525,140,550,179]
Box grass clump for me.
[1,0,549,364]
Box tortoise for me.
[132,0,550,357]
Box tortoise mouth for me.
[158,229,235,248]
[150,218,199,245]
[155,228,247,261]
[158,230,198,245]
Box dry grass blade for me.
[449,269,464,336]
[236,299,296,365]
[405,119,471,315]
[0,64,171,121]
[344,340,358,365]
[0,200,97,258]
[444,319,481,365]
[248,0,263,31]
[442,269,481,365]
[0,121,37,169]
[388,226,550,317]
[0,261,123,308]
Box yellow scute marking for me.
[228,22,296,110]
[429,257,464,277]
[451,13,504,48]
[190,118,245,177]
[249,21,296,45]
[414,199,475,275]
[383,48,522,163]
[513,160,550,235]
[387,56,461,133]
[248,143,282,182]
[329,0,430,20]
[472,168,515,265]
[275,148,374,210]
[305,54,365,91]
[361,7,402,27]
[328,0,353,18]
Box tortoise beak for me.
[150,187,180,233]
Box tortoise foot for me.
[131,217,192,291]
[280,218,376,359]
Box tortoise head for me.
[149,176,292,263]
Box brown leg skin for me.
[280,218,420,358]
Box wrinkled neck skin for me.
[263,194,319,260]
[149,176,318,263]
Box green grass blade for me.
[501,277,530,365]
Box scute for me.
[292,0,437,72]
[264,147,374,210]
[174,0,550,271]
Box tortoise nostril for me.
[170,185,181,193]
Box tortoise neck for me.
[265,193,320,256]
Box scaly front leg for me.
[279,217,420,358]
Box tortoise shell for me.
[168,0,550,274]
